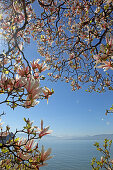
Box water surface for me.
[40,139,106,170]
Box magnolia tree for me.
[0,118,53,169]
[7,0,112,108]
[91,139,113,170]
[0,0,112,169]
[0,0,54,169]
[32,0,113,94]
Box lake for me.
[15,134,113,170]
[39,138,112,170]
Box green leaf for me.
[24,117,26,122]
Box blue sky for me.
[0,2,113,138]
[1,75,113,137]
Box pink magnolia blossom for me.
[0,73,23,92]
[23,97,40,108]
[40,145,53,162]
[17,151,31,161]
[0,73,8,90]
[30,59,49,72]
[10,74,26,90]
[106,34,113,57]
[93,55,103,67]
[36,62,49,73]
[95,34,113,64]
[25,139,36,151]
[0,74,14,91]
[23,75,42,108]
[37,120,53,138]
[25,75,42,98]
[13,1,22,13]
[42,87,54,103]
[18,64,30,77]
[30,59,40,70]
[96,61,113,71]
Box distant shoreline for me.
[16,133,113,141]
